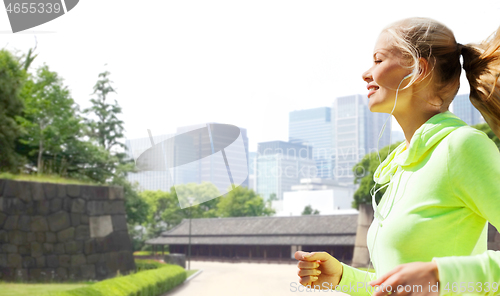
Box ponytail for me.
[461,27,500,139]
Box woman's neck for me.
[394,111,441,149]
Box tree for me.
[0,50,27,172]
[352,142,402,209]
[217,186,275,217]
[473,122,500,149]
[18,65,81,175]
[302,205,320,215]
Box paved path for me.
[164,261,348,296]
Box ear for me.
[414,58,431,83]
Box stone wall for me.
[0,179,136,282]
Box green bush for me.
[41,263,186,296]
[135,259,168,271]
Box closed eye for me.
[374,60,382,64]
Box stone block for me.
[30,268,56,281]
[7,253,22,268]
[3,244,17,253]
[75,225,90,241]
[89,215,113,238]
[58,254,71,268]
[56,267,68,280]
[81,264,96,280]
[18,181,33,202]
[12,198,26,214]
[117,250,135,273]
[109,186,124,200]
[50,198,63,213]
[25,201,35,215]
[0,178,4,195]
[94,237,110,253]
[94,186,109,200]
[18,244,30,255]
[43,243,54,254]
[36,232,45,243]
[8,230,26,245]
[30,216,49,232]
[105,252,118,274]
[110,231,133,252]
[0,254,6,267]
[31,182,45,201]
[0,212,6,227]
[95,261,108,280]
[111,215,128,231]
[57,184,67,198]
[0,267,16,281]
[86,253,100,264]
[68,266,81,280]
[46,232,57,243]
[71,213,81,226]
[71,254,86,266]
[27,232,36,242]
[4,215,18,230]
[65,241,83,254]
[35,256,46,268]
[3,180,19,198]
[80,215,89,224]
[71,198,86,213]
[0,230,7,243]
[48,211,71,232]
[22,256,36,269]
[36,200,50,215]
[47,255,58,268]
[66,185,80,198]
[63,198,72,212]
[14,268,29,281]
[54,243,65,254]
[81,186,94,200]
[43,183,57,200]
[31,242,43,258]
[18,215,31,232]
[84,239,95,254]
[57,227,75,243]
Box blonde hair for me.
[383,17,500,138]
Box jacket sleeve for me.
[337,263,377,296]
[433,127,500,296]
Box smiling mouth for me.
[368,86,379,98]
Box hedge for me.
[42,262,186,296]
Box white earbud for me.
[403,73,413,80]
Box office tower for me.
[289,107,333,179]
[332,94,391,184]
[126,124,249,191]
[248,151,257,191]
[451,93,484,126]
[255,141,316,201]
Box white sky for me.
[1,0,500,151]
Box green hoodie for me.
[337,111,500,296]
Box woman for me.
[295,17,500,296]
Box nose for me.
[362,68,372,83]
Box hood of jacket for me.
[374,111,467,184]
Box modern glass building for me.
[451,93,484,126]
[289,107,333,179]
[255,141,316,201]
[332,94,391,184]
[126,123,249,192]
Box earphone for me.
[362,71,414,290]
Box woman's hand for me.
[369,261,440,296]
[294,251,343,290]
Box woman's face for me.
[362,32,413,113]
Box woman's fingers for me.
[299,275,319,286]
[297,260,320,269]
[298,268,321,277]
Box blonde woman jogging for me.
[295,17,500,296]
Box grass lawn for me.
[133,251,170,256]
[0,282,92,296]
[0,173,97,185]
[186,269,198,278]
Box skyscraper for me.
[289,107,333,179]
[332,94,391,184]
[451,93,484,126]
[255,141,316,201]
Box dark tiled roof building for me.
[146,214,358,263]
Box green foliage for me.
[0,49,27,172]
[217,185,275,217]
[134,259,167,271]
[301,205,319,215]
[40,263,186,296]
[352,142,402,209]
